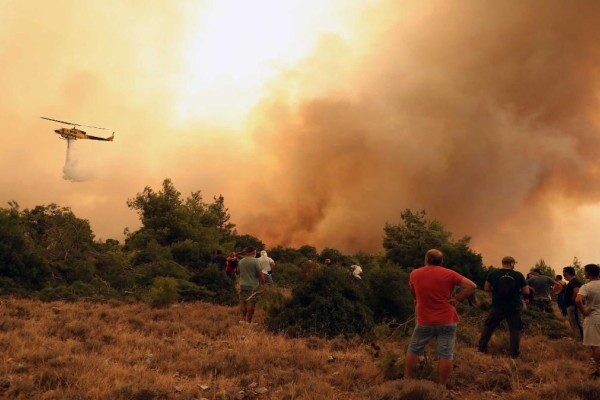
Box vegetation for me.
[1,178,595,399]
[0,296,596,400]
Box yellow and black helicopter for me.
[41,117,115,142]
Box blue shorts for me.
[407,323,457,359]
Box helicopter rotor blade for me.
[40,116,106,130]
[41,116,79,125]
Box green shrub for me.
[134,260,191,286]
[189,264,237,305]
[364,266,413,323]
[265,266,374,338]
[176,279,214,301]
[143,277,179,307]
[273,262,304,288]
[38,285,78,302]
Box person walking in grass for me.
[238,247,265,324]
[404,249,477,387]
[563,266,583,341]
[575,263,600,379]
[478,256,529,359]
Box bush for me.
[38,285,78,302]
[273,262,305,288]
[176,279,214,301]
[134,260,191,286]
[189,264,237,305]
[265,266,374,338]
[143,277,179,307]
[364,265,413,323]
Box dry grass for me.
[0,296,598,399]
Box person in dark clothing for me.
[554,274,567,317]
[211,250,228,270]
[527,268,559,313]
[478,256,529,359]
[563,266,583,341]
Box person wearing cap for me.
[477,256,529,359]
[527,268,560,313]
[404,249,476,387]
[238,247,265,324]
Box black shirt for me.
[211,254,228,269]
[564,278,582,307]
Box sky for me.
[1,0,600,273]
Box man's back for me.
[528,275,555,300]
[487,268,526,309]
[239,256,262,291]
[410,266,462,325]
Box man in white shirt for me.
[575,263,600,379]
[258,250,275,284]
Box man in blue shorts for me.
[404,249,477,386]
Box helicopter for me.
[41,117,115,142]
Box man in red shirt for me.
[404,249,477,386]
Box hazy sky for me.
[2,0,600,272]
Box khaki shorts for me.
[239,289,259,307]
[582,323,600,347]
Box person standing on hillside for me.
[575,263,600,379]
[478,256,529,359]
[554,274,567,317]
[258,250,275,285]
[211,250,228,271]
[225,252,239,280]
[238,247,265,324]
[527,268,559,313]
[404,249,477,387]
[563,266,583,341]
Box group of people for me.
[405,250,600,387]
[211,247,276,324]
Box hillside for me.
[1,295,598,400]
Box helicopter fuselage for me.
[53,127,114,141]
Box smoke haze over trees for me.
[1,1,600,271]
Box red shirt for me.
[410,266,463,325]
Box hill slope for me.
[0,296,598,399]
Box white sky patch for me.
[174,0,362,130]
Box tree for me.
[383,209,485,284]
[22,204,94,263]
[232,234,265,251]
[126,178,234,264]
[0,203,49,291]
[571,257,586,283]
[531,259,555,278]
[383,209,451,269]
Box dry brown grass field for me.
[1,294,599,400]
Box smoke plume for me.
[231,0,600,267]
[1,1,600,269]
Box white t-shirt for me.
[258,256,274,274]
[578,280,600,325]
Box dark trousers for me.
[478,307,522,357]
